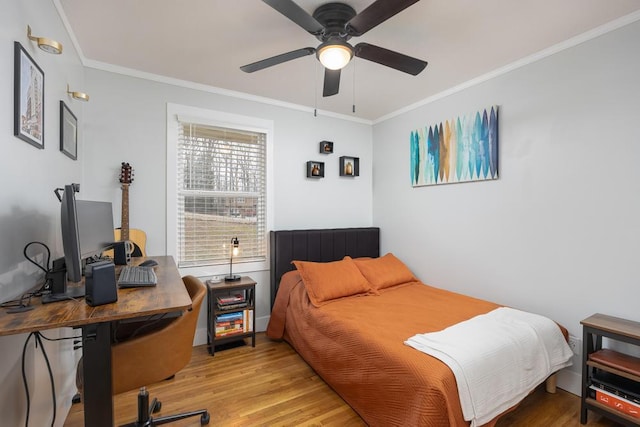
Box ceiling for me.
[57,0,640,121]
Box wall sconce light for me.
[67,84,90,102]
[224,237,241,282]
[27,25,63,55]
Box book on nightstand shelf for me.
[214,309,253,336]
[591,371,640,404]
[590,386,640,418]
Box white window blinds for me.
[176,121,267,267]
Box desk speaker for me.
[85,261,117,306]
[113,241,131,265]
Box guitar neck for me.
[121,184,130,241]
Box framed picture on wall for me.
[60,101,78,160]
[14,42,45,149]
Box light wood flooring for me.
[65,333,621,426]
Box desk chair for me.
[78,275,210,425]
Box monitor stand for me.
[42,286,85,304]
[42,257,85,303]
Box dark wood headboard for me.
[269,227,380,309]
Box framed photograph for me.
[14,41,45,149]
[306,161,325,178]
[319,140,334,154]
[60,101,78,160]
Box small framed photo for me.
[320,141,334,154]
[60,101,78,160]
[14,42,45,149]
[306,161,325,178]
[339,156,360,177]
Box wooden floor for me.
[65,333,621,426]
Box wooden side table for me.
[581,313,640,426]
[206,276,256,356]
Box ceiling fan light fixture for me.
[317,41,353,70]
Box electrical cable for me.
[35,333,56,427]
[37,331,82,342]
[21,332,58,427]
[21,333,33,427]
[2,242,53,312]
[23,242,51,275]
[11,243,73,426]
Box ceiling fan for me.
[240,0,428,97]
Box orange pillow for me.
[292,257,374,307]
[352,253,417,291]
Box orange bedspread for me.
[267,271,506,427]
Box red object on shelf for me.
[594,387,640,419]
[590,349,640,377]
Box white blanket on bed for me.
[405,307,573,427]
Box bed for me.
[266,227,571,426]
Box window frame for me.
[167,103,274,277]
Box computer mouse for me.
[139,259,158,267]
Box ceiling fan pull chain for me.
[314,60,318,117]
[352,59,356,113]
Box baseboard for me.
[194,327,208,346]
[557,368,581,396]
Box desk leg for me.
[82,322,113,427]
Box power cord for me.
[20,332,82,427]
[23,241,51,277]
[22,332,56,427]
[1,242,52,313]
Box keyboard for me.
[117,266,158,288]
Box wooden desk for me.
[0,255,191,427]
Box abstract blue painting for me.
[411,105,498,187]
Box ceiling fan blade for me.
[346,0,420,37]
[240,47,316,73]
[323,68,341,97]
[262,0,325,35]
[355,43,427,75]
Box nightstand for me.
[581,313,640,426]
[206,276,257,356]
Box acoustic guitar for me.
[114,162,147,257]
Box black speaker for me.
[85,261,117,306]
[113,241,130,265]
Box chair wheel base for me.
[120,388,210,427]
[201,411,210,425]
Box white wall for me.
[372,19,640,394]
[4,1,637,423]
[2,2,373,424]
[80,67,373,339]
[0,1,86,425]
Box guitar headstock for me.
[120,162,134,185]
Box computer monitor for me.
[77,200,115,260]
[60,184,83,283]
[48,185,116,303]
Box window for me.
[167,105,272,270]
